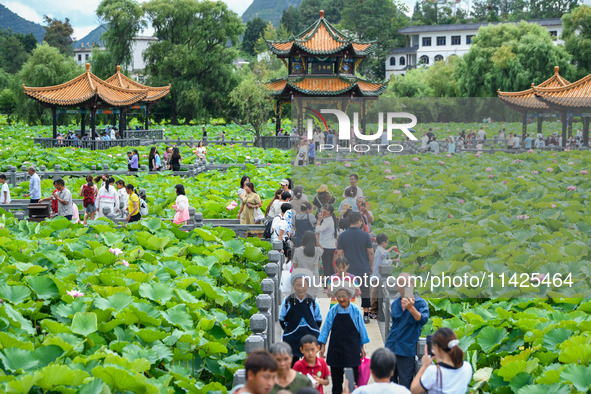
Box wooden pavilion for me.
[23,63,169,139]
[498,66,590,147]
[265,10,387,133]
[105,66,170,132]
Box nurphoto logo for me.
[305,108,418,153]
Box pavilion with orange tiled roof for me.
[23,63,169,140]
[498,66,572,143]
[105,66,171,131]
[265,10,387,134]
[499,66,590,147]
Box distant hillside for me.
[0,4,45,42]
[242,0,302,27]
[74,25,107,49]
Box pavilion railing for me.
[260,136,300,150]
[33,138,142,150]
[122,129,164,140]
[142,137,254,148]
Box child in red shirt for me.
[293,335,330,393]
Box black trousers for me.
[359,279,371,309]
[392,354,415,389]
[30,199,39,203]
[321,248,336,278]
[64,215,72,220]
[129,213,141,222]
[331,366,358,394]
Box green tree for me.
[255,22,290,54]
[280,6,301,35]
[143,0,243,124]
[456,21,574,97]
[341,0,410,80]
[243,17,268,56]
[43,16,74,55]
[299,0,324,27]
[94,0,146,79]
[562,5,591,78]
[229,76,272,146]
[0,31,29,73]
[11,43,82,124]
[412,0,466,25]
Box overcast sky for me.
[0,0,255,40]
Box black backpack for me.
[263,215,280,239]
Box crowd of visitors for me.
[13,168,194,226]
[234,269,472,393]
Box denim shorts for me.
[85,203,97,213]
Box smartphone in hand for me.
[426,335,434,357]
[404,285,413,298]
[344,368,355,392]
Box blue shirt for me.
[385,295,429,357]
[318,303,369,345]
[448,142,455,154]
[279,295,322,326]
[372,245,389,278]
[130,155,139,169]
[155,154,161,168]
[308,142,315,158]
[524,137,533,149]
[29,173,41,200]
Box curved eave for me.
[106,71,171,102]
[268,41,375,57]
[265,76,387,97]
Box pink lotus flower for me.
[385,175,396,180]
[404,184,411,188]
[384,161,391,165]
[581,170,588,175]
[553,153,557,156]
[109,248,123,256]
[226,201,238,210]
[67,290,84,298]
[116,153,121,156]
[121,260,129,267]
[551,203,557,208]
[142,155,147,158]
[446,154,452,158]
[365,163,370,167]
[485,167,492,172]
[401,165,405,168]
[568,162,574,165]
[489,174,494,178]
[553,160,557,163]
[108,154,113,158]
[413,157,419,161]
[565,148,571,152]
[475,153,480,157]
[245,156,251,159]
[393,190,401,194]
[405,172,410,176]
[345,163,351,168]
[267,163,271,166]
[528,149,534,153]
[518,159,522,163]
[72,148,76,151]
[385,169,392,174]
[531,273,546,283]
[517,214,530,220]
[316,162,322,166]
[503,180,508,184]
[448,214,454,218]
[546,167,554,173]
[518,175,525,179]
[459,199,464,204]
[438,161,444,165]
[567,185,576,191]
[531,170,539,175]
[328,154,333,157]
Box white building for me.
[73,36,158,82]
[386,18,563,79]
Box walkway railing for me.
[122,129,164,140]
[2,159,270,189]
[33,138,142,150]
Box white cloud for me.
[223,0,253,15]
[72,25,96,41]
[1,1,44,23]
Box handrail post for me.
[256,294,273,349]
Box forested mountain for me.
[0,4,45,42]
[242,0,303,27]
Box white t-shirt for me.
[421,135,429,149]
[420,362,473,394]
[271,216,289,244]
[0,183,11,204]
[478,129,486,140]
[352,382,410,394]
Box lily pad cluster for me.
[0,215,270,392]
